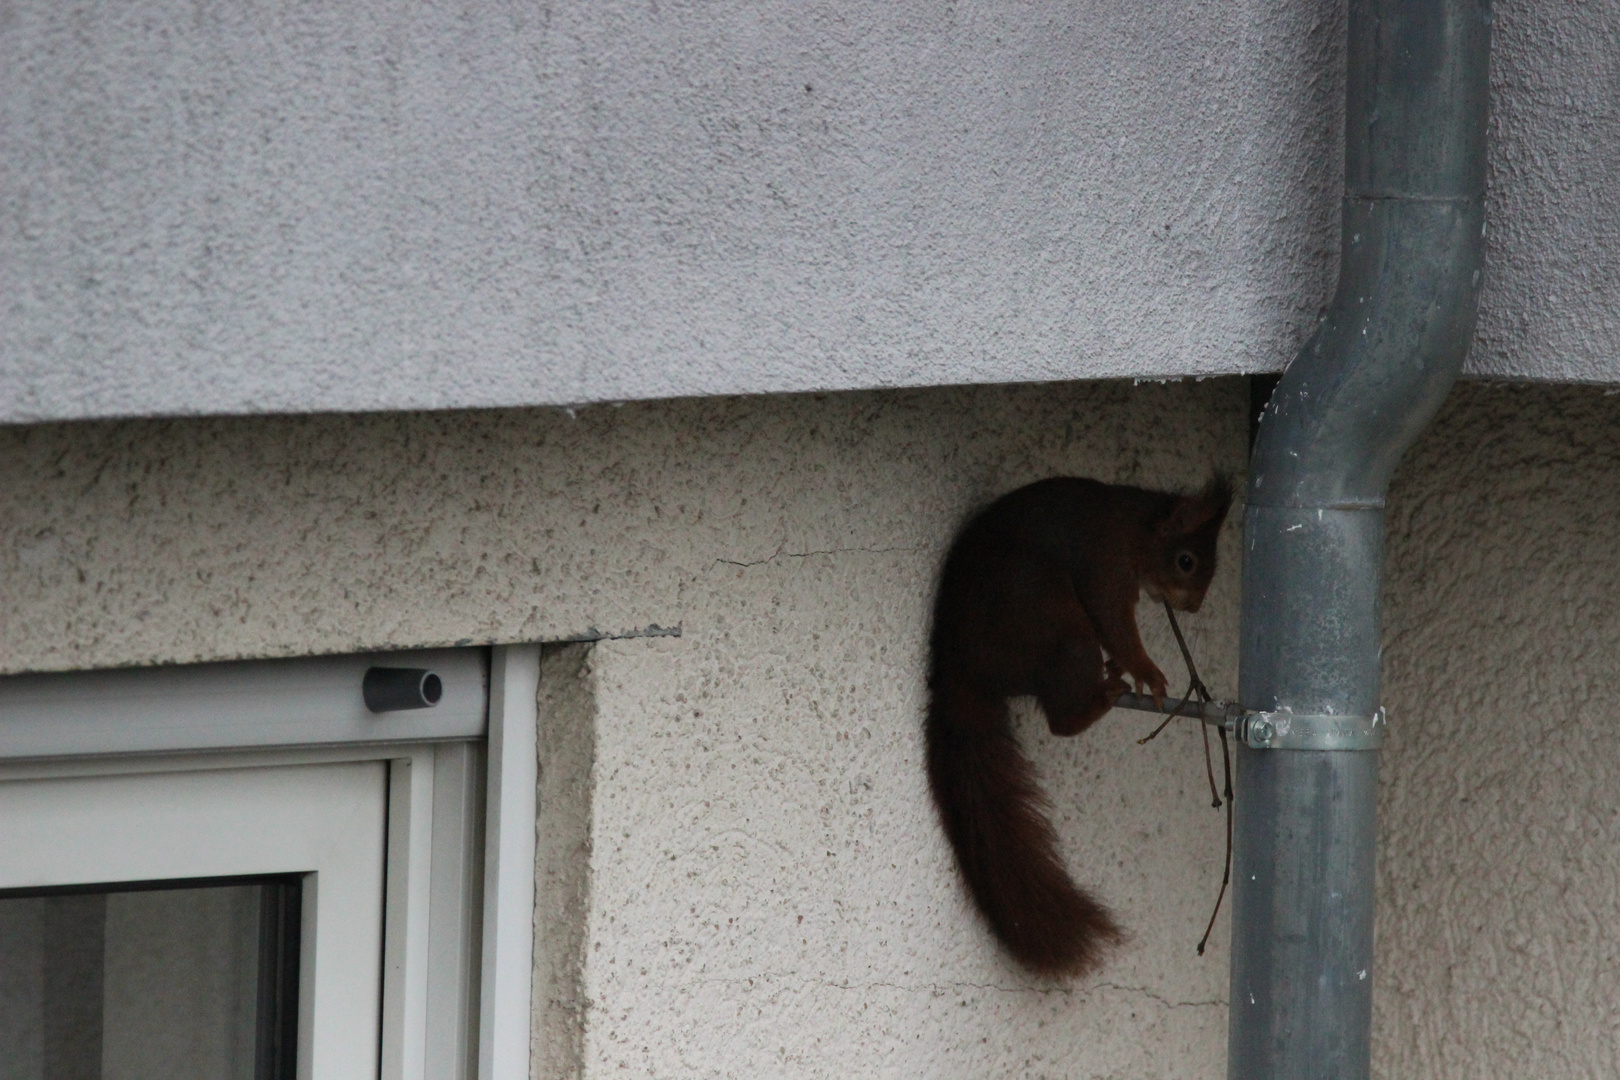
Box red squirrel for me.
[926,475,1233,976]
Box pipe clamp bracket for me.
[1236,707,1386,751]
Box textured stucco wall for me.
[3,379,1618,1077]
[0,379,1246,1077]
[1474,1,1620,386]
[533,643,597,1080]
[4,0,1619,424]
[0,380,1241,678]
[1375,383,1620,1079]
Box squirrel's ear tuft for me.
[1159,474,1235,536]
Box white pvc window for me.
[0,646,539,1080]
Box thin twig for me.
[1163,600,1212,703]
[1197,726,1235,956]
[1137,682,1197,745]
[1200,717,1221,808]
[1220,723,1234,805]
[1160,601,1235,958]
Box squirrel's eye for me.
[1175,551,1197,574]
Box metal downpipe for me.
[1229,2,1491,1078]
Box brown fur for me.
[926,476,1232,976]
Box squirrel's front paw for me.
[1130,665,1169,704]
[1101,659,1130,700]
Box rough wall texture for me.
[0,380,1238,678]
[4,0,1619,423]
[0,0,1339,420]
[1375,383,1620,1079]
[572,528,1241,1077]
[1472,1,1620,385]
[0,378,1246,1078]
[533,644,597,1080]
[3,379,1618,1077]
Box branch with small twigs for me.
[1131,601,1233,957]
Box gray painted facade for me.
[4,1,1620,424]
[6,3,1620,1077]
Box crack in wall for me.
[710,544,923,573]
[1092,981,1228,1011]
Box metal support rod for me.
[1112,692,1243,727]
[1113,694,1387,752]
[1231,2,1491,1078]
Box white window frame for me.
[0,756,392,1078]
[0,644,541,1080]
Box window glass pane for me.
[0,879,299,1080]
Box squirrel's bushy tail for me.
[925,672,1122,976]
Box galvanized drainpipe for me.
[1230,1,1490,1077]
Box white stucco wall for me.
[4,0,1619,425]
[2,379,1246,1077]
[4,378,1619,1077]
[1375,383,1620,1078]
